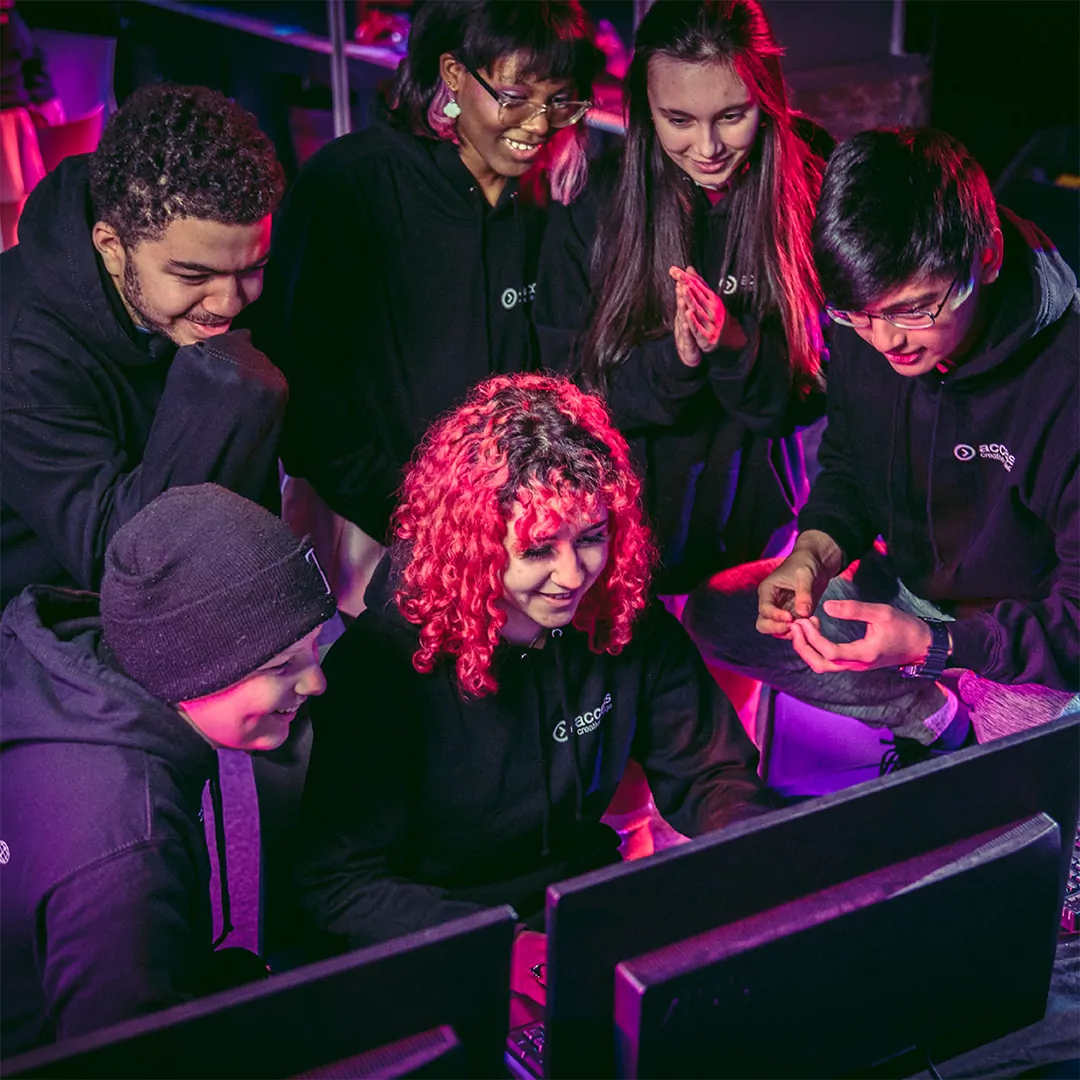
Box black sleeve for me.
[40,843,205,1040]
[949,456,1080,688]
[0,329,286,590]
[704,314,804,435]
[795,332,878,565]
[534,196,593,375]
[294,624,483,947]
[256,162,400,541]
[631,608,775,835]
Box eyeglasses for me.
[826,277,974,330]
[462,62,591,129]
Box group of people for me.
[1,0,1076,1057]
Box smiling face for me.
[500,499,610,644]
[177,627,326,752]
[440,50,577,192]
[647,55,761,189]
[848,276,975,377]
[847,239,1006,377]
[93,215,272,347]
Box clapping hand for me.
[670,265,727,366]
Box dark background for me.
[16,0,1080,254]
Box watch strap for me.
[899,619,951,679]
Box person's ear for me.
[439,52,466,95]
[978,226,1004,285]
[92,221,127,279]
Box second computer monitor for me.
[543,714,1080,1078]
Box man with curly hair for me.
[0,84,288,606]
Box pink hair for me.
[393,374,655,697]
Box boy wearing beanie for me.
[0,485,337,1054]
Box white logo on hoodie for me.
[553,693,613,742]
[954,442,1015,471]
[501,282,537,310]
[979,442,1015,472]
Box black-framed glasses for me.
[463,62,591,129]
[826,277,974,330]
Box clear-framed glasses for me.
[826,277,974,330]
[463,62,591,129]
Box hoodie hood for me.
[0,586,215,775]
[945,207,1077,383]
[15,155,165,368]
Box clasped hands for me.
[757,534,933,672]
[669,265,746,366]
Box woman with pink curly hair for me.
[293,374,771,956]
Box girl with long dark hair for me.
[293,374,770,956]
[258,0,603,614]
[537,0,830,596]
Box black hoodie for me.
[293,555,773,949]
[0,587,222,1054]
[0,156,288,607]
[255,126,544,542]
[535,151,827,594]
[799,210,1079,689]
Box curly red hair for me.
[393,374,655,697]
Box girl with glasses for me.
[537,0,831,598]
[257,1,603,615]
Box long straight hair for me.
[387,0,602,205]
[583,0,824,391]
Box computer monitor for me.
[541,713,1080,1078]
[4,906,517,1079]
[614,812,1062,1078]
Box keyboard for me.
[506,1020,546,1079]
[1063,824,1080,933]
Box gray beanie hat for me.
[101,485,337,702]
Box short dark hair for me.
[812,127,999,309]
[89,84,285,248]
[388,0,602,138]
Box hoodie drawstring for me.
[551,629,584,825]
[528,627,584,861]
[925,381,947,572]
[529,650,554,860]
[884,380,904,553]
[885,376,946,571]
[207,763,233,949]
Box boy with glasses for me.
[686,128,1078,750]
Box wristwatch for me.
[899,619,952,679]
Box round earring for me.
[443,97,462,119]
